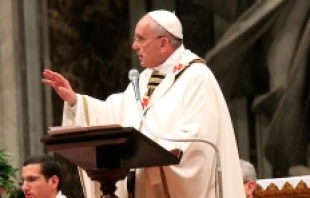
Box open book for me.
[48,124,122,135]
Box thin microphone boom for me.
[128,69,223,198]
[138,106,223,198]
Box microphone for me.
[127,69,223,198]
[128,69,141,101]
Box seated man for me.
[21,154,67,198]
[240,159,257,198]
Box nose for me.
[22,182,29,191]
[132,41,139,51]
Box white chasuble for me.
[62,45,245,198]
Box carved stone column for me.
[0,0,24,169]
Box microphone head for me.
[128,69,139,81]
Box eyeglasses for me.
[133,35,165,45]
[19,176,44,186]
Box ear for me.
[160,37,170,48]
[49,175,59,189]
[245,181,256,195]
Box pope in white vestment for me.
[44,9,245,198]
[62,44,245,198]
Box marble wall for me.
[178,2,214,57]
[0,2,49,197]
[0,0,23,169]
[47,0,131,196]
[48,0,131,124]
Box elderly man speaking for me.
[42,9,245,198]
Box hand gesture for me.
[42,69,77,106]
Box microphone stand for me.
[134,99,223,198]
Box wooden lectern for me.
[40,125,182,198]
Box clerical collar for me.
[152,44,185,74]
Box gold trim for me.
[78,167,88,198]
[256,180,310,197]
[80,95,90,198]
[82,95,90,126]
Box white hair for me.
[240,159,257,183]
[148,16,183,49]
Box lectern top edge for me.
[41,125,182,169]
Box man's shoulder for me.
[185,61,213,77]
[174,63,217,88]
[180,49,204,64]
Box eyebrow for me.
[21,174,42,179]
[134,34,143,38]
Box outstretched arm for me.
[42,69,77,106]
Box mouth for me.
[25,193,32,197]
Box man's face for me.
[132,16,165,68]
[22,164,58,198]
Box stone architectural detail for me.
[0,0,23,170]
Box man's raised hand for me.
[42,69,77,106]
